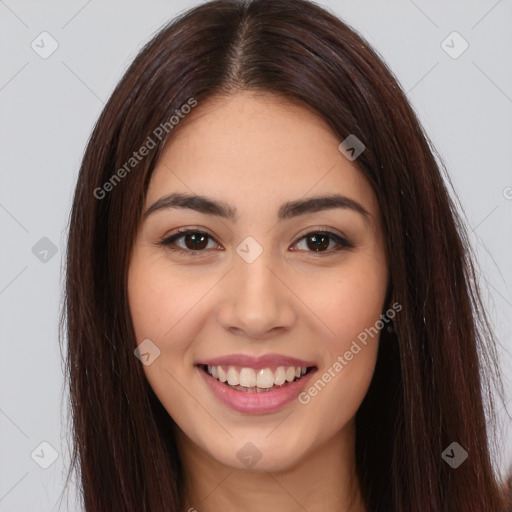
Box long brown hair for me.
[60,0,511,510]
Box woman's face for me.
[128,92,388,473]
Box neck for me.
[177,420,367,512]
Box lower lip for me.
[197,365,317,414]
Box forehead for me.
[146,91,379,222]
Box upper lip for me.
[195,353,317,369]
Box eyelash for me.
[157,228,355,257]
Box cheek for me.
[128,269,176,342]
[296,252,387,405]
[127,254,202,417]
[128,251,209,343]
[334,269,387,344]
[301,254,388,350]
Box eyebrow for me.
[143,192,370,223]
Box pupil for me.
[308,234,329,252]
[185,233,208,250]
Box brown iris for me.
[306,233,330,252]
[183,232,209,250]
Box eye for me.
[158,228,354,256]
[292,230,354,254]
[158,228,221,256]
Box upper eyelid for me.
[165,228,221,245]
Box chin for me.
[205,435,309,473]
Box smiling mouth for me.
[198,364,316,393]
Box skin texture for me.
[128,91,388,511]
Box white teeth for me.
[217,366,227,383]
[209,365,218,379]
[205,364,309,388]
[227,366,239,386]
[239,367,256,387]
[274,366,286,385]
[256,368,275,388]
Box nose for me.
[216,246,297,340]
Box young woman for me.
[61,0,512,510]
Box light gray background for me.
[1,0,511,510]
